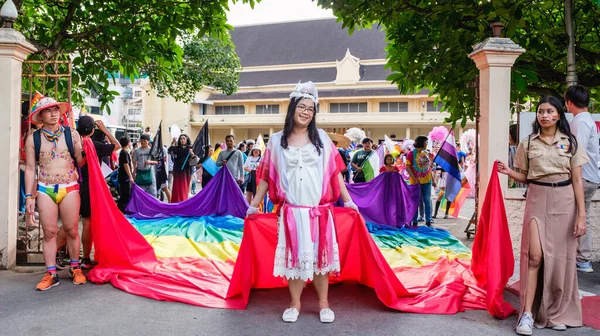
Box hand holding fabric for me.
[246,206,259,217]
[344,200,359,212]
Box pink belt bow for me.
[282,203,335,269]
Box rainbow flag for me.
[439,184,471,218]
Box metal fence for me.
[17,57,72,264]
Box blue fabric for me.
[19,169,25,212]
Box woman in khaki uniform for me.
[497,96,587,335]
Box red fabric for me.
[470,163,517,319]
[171,170,191,203]
[85,138,158,281]
[379,165,401,173]
[227,208,488,314]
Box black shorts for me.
[79,181,91,218]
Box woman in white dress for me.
[247,82,358,323]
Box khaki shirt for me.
[514,130,589,180]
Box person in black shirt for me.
[199,145,214,188]
[117,136,134,212]
[168,134,197,202]
[66,116,120,268]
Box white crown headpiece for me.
[289,81,318,104]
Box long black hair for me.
[281,97,323,155]
[532,96,577,154]
[177,134,192,148]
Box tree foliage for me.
[317,0,600,125]
[11,0,254,111]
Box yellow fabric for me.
[514,130,589,180]
[143,235,239,261]
[380,245,471,269]
[210,148,222,162]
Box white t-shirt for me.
[244,156,261,172]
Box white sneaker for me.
[320,308,335,323]
[552,324,567,331]
[516,312,534,335]
[282,308,299,323]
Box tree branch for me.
[50,1,77,54]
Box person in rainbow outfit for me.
[24,92,87,291]
[247,82,358,323]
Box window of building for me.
[215,105,245,115]
[134,90,142,98]
[90,90,99,99]
[379,102,409,112]
[256,104,280,114]
[128,108,142,115]
[87,106,101,115]
[427,101,444,112]
[330,102,367,113]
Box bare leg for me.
[524,219,543,313]
[245,192,253,204]
[288,278,305,311]
[163,187,171,203]
[81,217,92,259]
[313,273,330,310]
[38,194,59,268]
[59,192,81,262]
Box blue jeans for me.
[412,182,432,223]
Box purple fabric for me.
[126,166,248,219]
[346,171,420,227]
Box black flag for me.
[192,121,209,158]
[150,121,167,189]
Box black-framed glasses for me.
[296,104,315,113]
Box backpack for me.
[33,127,76,165]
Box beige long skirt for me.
[519,174,582,328]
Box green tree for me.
[10,0,254,111]
[318,0,600,124]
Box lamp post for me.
[0,0,18,28]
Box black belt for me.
[528,179,572,188]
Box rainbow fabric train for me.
[84,138,515,318]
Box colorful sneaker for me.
[70,269,87,285]
[35,273,60,291]
[80,258,97,269]
[516,312,534,335]
[576,261,593,273]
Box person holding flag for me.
[168,134,197,203]
[432,132,463,220]
[350,137,380,183]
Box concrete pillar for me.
[0,29,36,269]
[229,127,235,137]
[269,127,274,137]
[405,127,411,139]
[469,36,524,214]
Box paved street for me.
[0,269,598,336]
[2,199,599,336]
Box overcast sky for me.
[226,0,334,26]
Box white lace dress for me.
[272,143,341,281]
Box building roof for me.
[238,65,391,87]
[231,18,388,67]
[208,88,430,101]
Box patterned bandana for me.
[41,126,65,158]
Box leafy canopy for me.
[317,0,600,125]
[13,0,255,111]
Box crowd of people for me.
[19,83,599,334]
